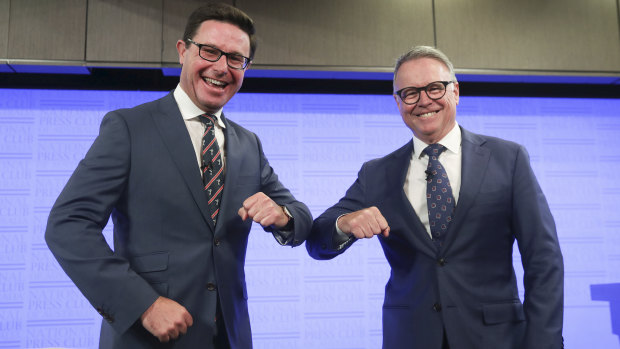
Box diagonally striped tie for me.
[199,114,224,225]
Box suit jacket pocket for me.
[130,252,169,297]
[482,301,525,325]
[130,251,169,273]
[474,189,510,206]
[232,175,260,204]
[235,175,259,189]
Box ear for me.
[453,81,460,105]
[176,40,187,65]
[393,94,405,113]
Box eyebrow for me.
[202,41,249,57]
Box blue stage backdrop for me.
[0,88,619,348]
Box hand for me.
[140,296,193,342]
[238,192,290,229]
[337,206,390,239]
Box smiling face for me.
[393,57,459,144]
[177,20,251,113]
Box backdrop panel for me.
[0,88,618,348]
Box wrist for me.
[279,205,294,230]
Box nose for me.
[417,90,433,106]
[211,55,229,75]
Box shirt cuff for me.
[271,206,294,245]
[333,214,353,248]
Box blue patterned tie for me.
[423,144,455,248]
[199,114,224,225]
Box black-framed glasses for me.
[187,39,251,70]
[394,81,455,105]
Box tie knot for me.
[199,113,217,126]
[423,143,446,158]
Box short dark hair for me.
[183,3,257,59]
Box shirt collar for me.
[173,84,226,128]
[413,121,461,158]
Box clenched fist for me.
[238,192,290,229]
[141,296,193,342]
[337,206,390,239]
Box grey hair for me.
[394,46,457,82]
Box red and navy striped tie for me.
[199,114,224,225]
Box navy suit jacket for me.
[307,127,563,349]
[45,92,312,348]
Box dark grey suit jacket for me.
[46,92,312,348]
[307,127,563,349]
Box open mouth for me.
[203,77,228,89]
[416,111,439,118]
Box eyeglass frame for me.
[186,38,252,70]
[394,81,456,105]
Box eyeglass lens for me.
[400,81,448,104]
[199,46,247,69]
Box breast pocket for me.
[235,174,259,188]
[470,188,512,222]
[232,175,260,203]
[475,187,511,205]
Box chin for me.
[198,97,225,110]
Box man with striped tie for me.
[45,3,312,348]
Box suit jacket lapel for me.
[442,127,490,251]
[151,92,214,231]
[385,142,437,257]
[215,113,240,236]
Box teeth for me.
[203,77,226,86]
[417,111,436,118]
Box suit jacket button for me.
[433,303,442,312]
[214,239,220,246]
[438,258,446,266]
[206,283,217,291]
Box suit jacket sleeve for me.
[45,111,160,334]
[512,145,564,348]
[255,135,312,247]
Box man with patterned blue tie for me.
[307,46,564,349]
[45,3,311,348]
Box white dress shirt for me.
[406,122,462,238]
[173,84,227,176]
[173,85,294,239]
